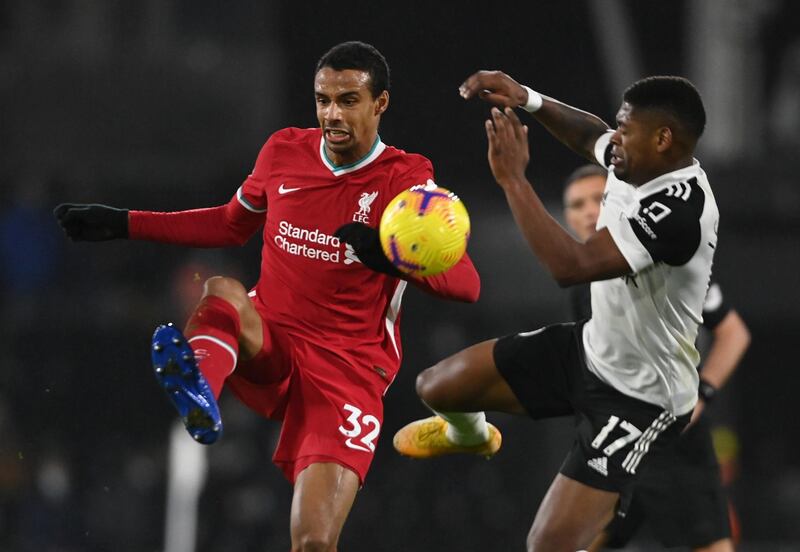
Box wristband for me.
[521,85,543,112]
[698,378,717,403]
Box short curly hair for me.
[315,41,390,99]
[623,76,706,141]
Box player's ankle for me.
[438,411,490,446]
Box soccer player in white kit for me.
[563,165,749,552]
[393,71,718,551]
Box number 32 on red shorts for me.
[338,403,381,453]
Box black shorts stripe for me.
[493,321,690,513]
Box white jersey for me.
[582,132,719,415]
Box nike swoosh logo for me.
[278,183,301,194]
[344,438,371,452]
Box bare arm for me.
[486,107,630,286]
[690,310,751,423]
[459,70,610,162]
[702,310,750,389]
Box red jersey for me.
[129,128,479,388]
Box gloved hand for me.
[334,222,402,277]
[53,203,129,241]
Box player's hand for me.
[334,222,402,278]
[686,399,706,430]
[459,70,529,108]
[54,203,129,241]
[486,107,530,188]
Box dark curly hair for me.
[623,76,706,141]
[316,41,390,99]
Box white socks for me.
[434,409,490,446]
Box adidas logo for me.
[587,456,608,477]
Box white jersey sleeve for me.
[593,131,614,168]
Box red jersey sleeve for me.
[410,252,480,302]
[128,197,263,247]
[128,139,273,246]
[395,156,481,303]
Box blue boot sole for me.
[151,323,222,444]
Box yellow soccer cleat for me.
[393,416,502,459]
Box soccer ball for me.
[379,181,470,277]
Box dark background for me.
[2,1,799,550]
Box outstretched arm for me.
[55,192,264,248]
[129,194,264,247]
[459,70,610,162]
[57,135,276,247]
[486,106,629,286]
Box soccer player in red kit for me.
[54,41,480,551]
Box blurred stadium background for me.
[2,1,799,550]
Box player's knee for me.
[526,524,577,552]
[202,276,250,312]
[415,364,450,410]
[415,366,435,403]
[292,532,337,552]
[695,539,735,552]
[526,529,550,552]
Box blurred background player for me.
[394,71,718,551]
[563,164,750,551]
[54,41,479,552]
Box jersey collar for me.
[319,135,386,176]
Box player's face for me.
[315,67,389,166]
[609,102,662,186]
[564,175,606,241]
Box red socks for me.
[184,295,241,398]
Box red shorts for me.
[225,302,392,485]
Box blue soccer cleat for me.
[151,323,222,444]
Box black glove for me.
[53,203,129,241]
[334,222,402,277]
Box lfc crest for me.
[353,191,378,223]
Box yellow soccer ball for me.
[379,181,470,277]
